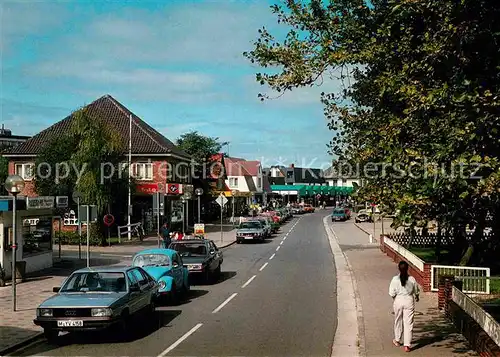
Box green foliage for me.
[246,0,500,263]
[0,156,8,193]
[176,131,228,164]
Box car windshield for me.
[60,272,126,293]
[132,254,171,267]
[334,209,345,214]
[239,222,261,229]
[171,243,207,257]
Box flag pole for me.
[127,114,132,240]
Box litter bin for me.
[15,261,26,283]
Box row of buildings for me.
[0,94,359,278]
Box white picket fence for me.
[431,265,490,294]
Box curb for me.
[323,216,365,357]
[218,240,237,249]
[0,332,43,356]
[353,222,378,242]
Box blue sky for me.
[1,0,339,169]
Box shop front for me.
[0,200,54,279]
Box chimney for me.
[290,164,294,168]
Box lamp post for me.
[5,175,25,312]
[231,190,238,225]
[195,188,203,223]
[181,197,186,233]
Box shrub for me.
[54,225,101,246]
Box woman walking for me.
[389,261,420,352]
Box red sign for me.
[103,214,115,226]
[167,184,183,195]
[137,183,159,195]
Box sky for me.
[1,0,339,169]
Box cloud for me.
[0,2,67,53]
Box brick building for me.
[3,94,192,233]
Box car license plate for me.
[57,320,83,327]
[335,217,341,220]
[245,236,254,239]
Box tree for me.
[245,0,500,265]
[176,131,228,165]
[34,108,134,245]
[0,156,8,193]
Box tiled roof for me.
[224,157,261,177]
[4,94,190,159]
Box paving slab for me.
[331,221,477,357]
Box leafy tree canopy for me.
[246,0,500,263]
[176,131,228,165]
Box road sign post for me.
[103,214,115,246]
[72,191,82,260]
[87,205,90,267]
[215,193,228,244]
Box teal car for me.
[34,266,158,342]
[132,248,189,303]
[331,208,348,222]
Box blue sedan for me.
[132,248,190,303]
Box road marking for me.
[280,241,284,245]
[276,246,280,251]
[101,254,132,258]
[212,293,238,313]
[157,323,203,357]
[269,253,275,260]
[259,262,268,271]
[242,275,256,288]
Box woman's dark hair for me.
[398,261,409,286]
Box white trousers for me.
[393,295,415,346]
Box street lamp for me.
[195,188,203,223]
[231,190,238,225]
[5,175,25,312]
[180,197,186,233]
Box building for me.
[0,125,30,151]
[224,157,265,204]
[322,164,361,188]
[1,95,192,275]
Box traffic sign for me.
[194,223,205,236]
[215,193,228,207]
[103,214,115,226]
[72,191,81,204]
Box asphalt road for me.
[12,212,337,357]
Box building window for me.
[229,177,238,187]
[15,163,34,180]
[257,177,262,188]
[132,163,153,180]
[342,178,347,186]
[22,216,52,257]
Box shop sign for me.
[137,183,159,194]
[194,223,205,236]
[167,184,183,195]
[26,196,54,209]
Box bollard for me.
[369,234,373,243]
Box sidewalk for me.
[354,217,395,240]
[59,229,237,253]
[0,257,110,355]
[331,222,477,356]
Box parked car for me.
[303,204,315,213]
[132,248,189,303]
[332,208,349,222]
[260,214,280,233]
[291,205,304,214]
[169,238,223,283]
[236,221,266,243]
[34,266,158,342]
[355,212,372,223]
[249,217,272,237]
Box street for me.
[12,213,337,357]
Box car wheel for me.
[169,283,178,305]
[148,298,156,315]
[117,311,132,341]
[215,264,222,281]
[43,328,59,343]
[204,270,212,284]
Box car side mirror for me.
[53,287,60,293]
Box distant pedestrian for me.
[159,222,171,248]
[389,260,420,352]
